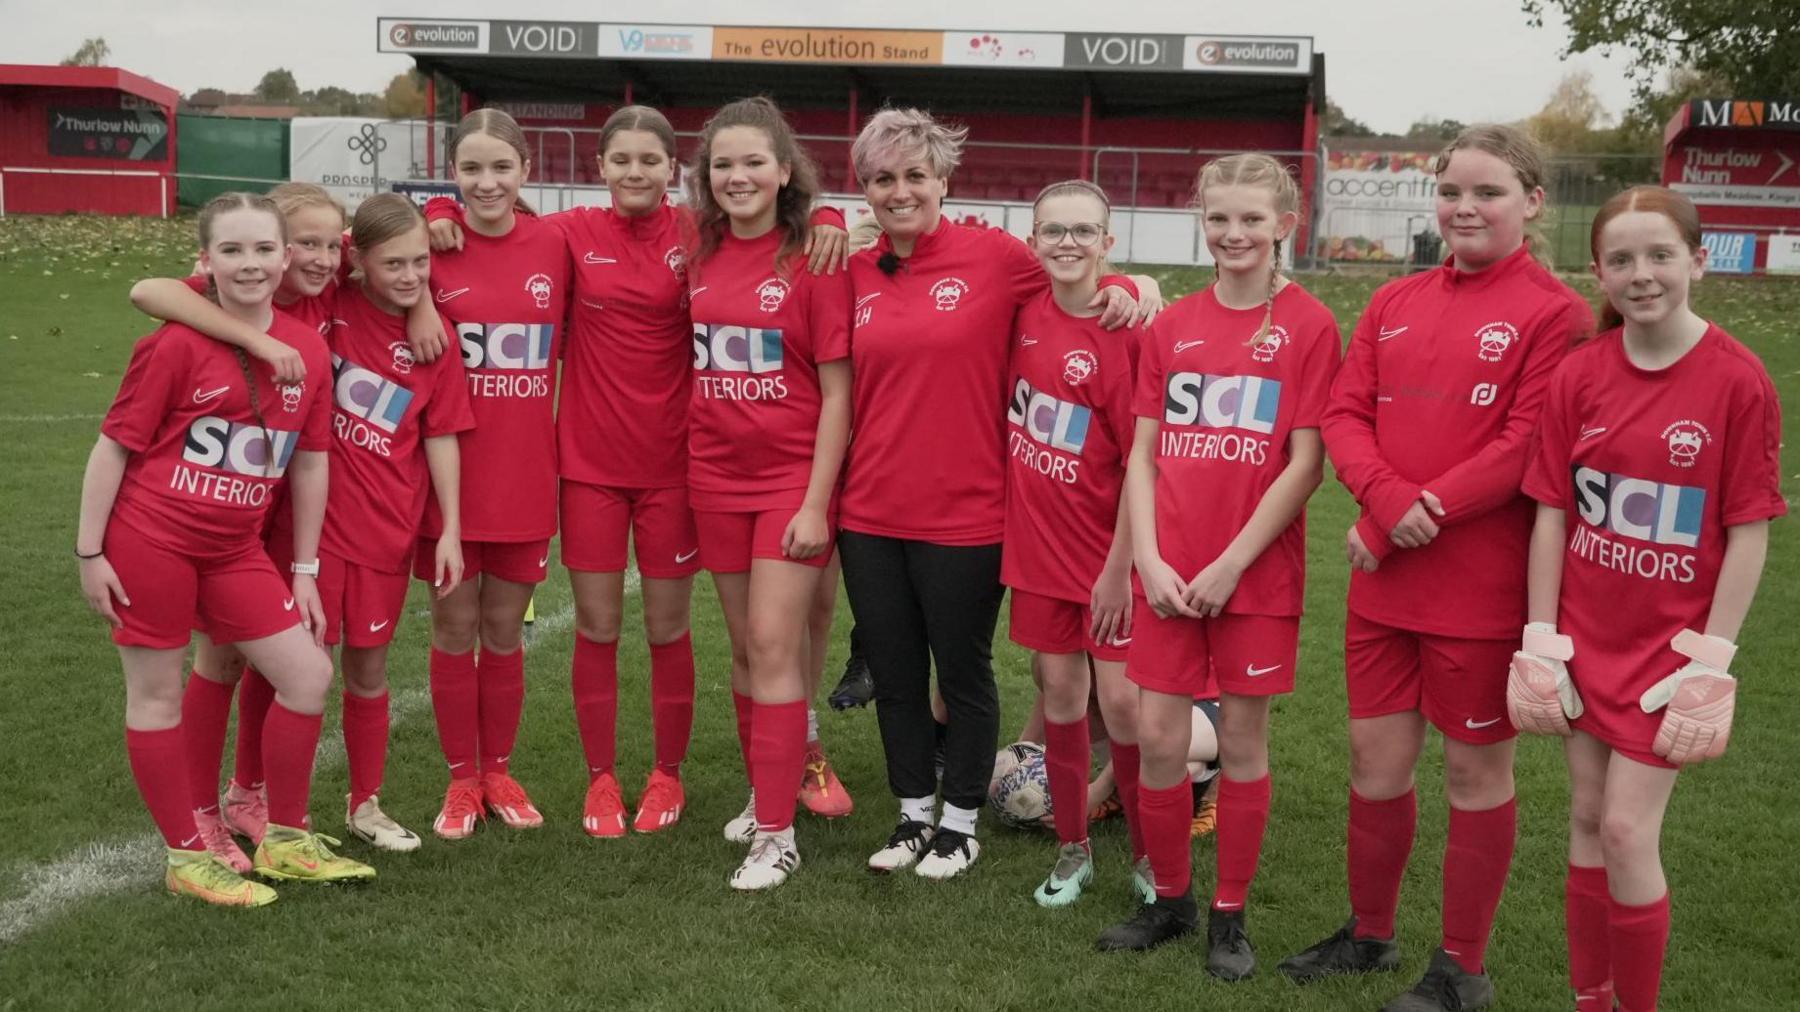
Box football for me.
[989,746,1053,829]
[989,740,1041,794]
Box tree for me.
[383,72,426,118]
[1526,69,1613,153]
[1405,117,1467,143]
[255,68,301,103]
[60,37,109,66]
[1322,98,1376,138]
[1524,0,1796,102]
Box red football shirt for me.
[317,285,475,573]
[840,219,1063,545]
[1133,283,1341,616]
[420,211,570,541]
[1523,324,1785,718]
[1323,246,1593,638]
[103,316,331,559]
[1001,291,1140,603]
[685,229,853,511]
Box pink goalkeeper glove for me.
[1508,622,1582,736]
[1639,629,1738,765]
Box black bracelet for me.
[75,548,103,560]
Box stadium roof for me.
[378,20,1323,119]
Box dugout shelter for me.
[1663,98,1800,273]
[376,19,1325,265]
[0,64,178,217]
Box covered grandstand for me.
[375,19,1324,265]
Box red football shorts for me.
[105,519,298,650]
[560,480,700,579]
[693,506,836,574]
[413,536,551,586]
[1344,610,1515,744]
[1007,588,1129,662]
[316,549,410,648]
[1126,595,1299,698]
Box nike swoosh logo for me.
[855,293,880,310]
[436,288,469,302]
[1020,337,1038,346]
[1378,326,1408,341]
[1042,881,1063,896]
[579,298,605,311]
[1214,901,1242,910]
[1173,339,1205,353]
[1465,717,1503,730]
[449,761,468,771]
[192,386,229,404]
[675,548,699,564]
[1245,663,1282,678]
[368,619,390,633]
[1111,636,1133,646]
[689,286,709,299]
[178,833,201,849]
[583,253,617,264]
[537,555,550,568]
[283,598,295,611]
[1578,426,1607,441]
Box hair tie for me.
[877,252,901,276]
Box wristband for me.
[75,547,103,560]
[291,559,321,577]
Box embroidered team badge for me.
[1062,349,1098,386]
[665,246,688,277]
[277,381,304,414]
[389,341,415,376]
[756,278,792,313]
[1660,420,1712,468]
[1475,321,1519,363]
[1250,325,1289,364]
[929,277,970,312]
[524,273,554,310]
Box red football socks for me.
[231,667,273,787]
[732,690,755,773]
[341,690,389,810]
[1443,798,1517,973]
[180,673,235,814]
[1043,717,1091,846]
[749,699,807,833]
[571,634,619,778]
[1610,892,1670,1012]
[127,725,200,850]
[1214,773,1272,911]
[429,647,478,777]
[476,646,525,775]
[1140,779,1193,898]
[262,701,322,829]
[1566,863,1613,1000]
[1109,740,1146,861]
[649,633,695,774]
[1349,787,1417,939]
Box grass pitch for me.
[0,215,1795,1010]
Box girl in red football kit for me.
[998,180,1140,910]
[421,106,850,839]
[680,97,853,890]
[1285,125,1594,1011]
[79,193,374,906]
[1514,187,1782,1012]
[1097,155,1340,970]
[840,108,1157,882]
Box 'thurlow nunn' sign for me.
[374,18,1313,75]
[48,106,169,161]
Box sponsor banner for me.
[1064,33,1183,71]
[1672,144,1798,188]
[711,27,939,65]
[491,101,587,121]
[47,106,168,161]
[291,117,429,211]
[598,24,712,59]
[490,20,595,58]
[1318,149,1439,262]
[378,18,486,53]
[940,31,1064,68]
[1671,183,1800,209]
[1766,233,1800,274]
[1700,232,1757,274]
[392,180,462,208]
[1688,99,1800,132]
[1183,35,1312,74]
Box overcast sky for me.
[1,0,1644,134]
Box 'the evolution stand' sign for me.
[48,106,169,161]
